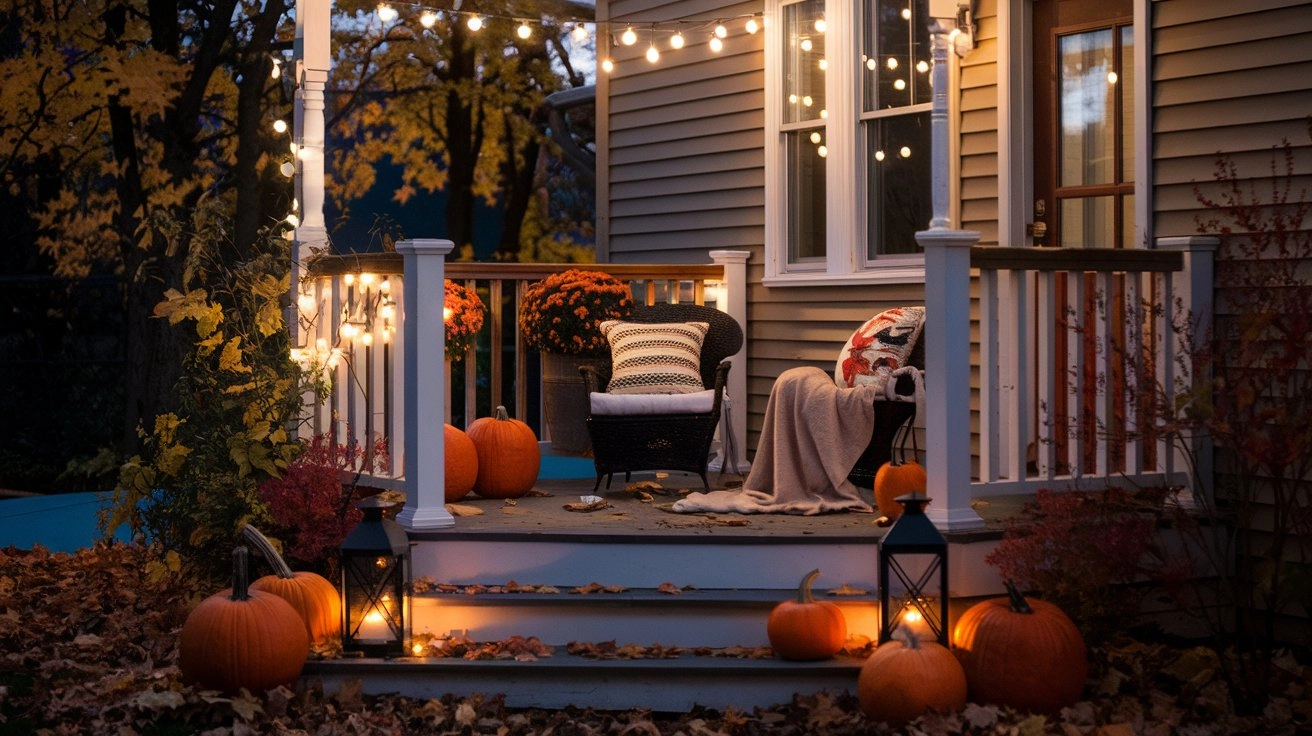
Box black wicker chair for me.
[846,328,925,488]
[579,303,744,492]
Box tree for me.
[0,0,295,454]
[325,0,592,259]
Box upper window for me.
[767,0,934,282]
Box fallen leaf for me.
[563,499,611,512]
[827,584,869,596]
[656,582,683,595]
[446,503,484,517]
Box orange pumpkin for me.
[952,581,1088,713]
[857,630,967,727]
[874,420,926,521]
[242,525,341,648]
[466,405,540,498]
[444,423,479,502]
[767,569,847,661]
[179,547,309,694]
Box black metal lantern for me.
[341,496,412,657]
[878,492,950,645]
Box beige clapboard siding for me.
[1151,0,1312,239]
[960,0,999,244]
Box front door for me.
[1032,0,1135,249]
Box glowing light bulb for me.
[379,277,390,294]
[270,62,281,79]
[818,58,827,71]
[714,24,727,39]
[817,145,828,157]
[788,94,798,104]
[443,306,454,322]
[360,273,376,286]
[887,57,899,70]
[376,3,397,22]
[601,57,614,73]
[814,18,826,33]
[279,161,295,178]
[745,18,759,34]
[412,643,425,656]
[709,36,723,52]
[800,38,812,52]
[867,58,877,71]
[646,45,659,63]
[670,32,685,49]
[420,10,438,28]
[810,131,821,144]
[297,293,316,314]
[466,16,483,31]
[272,119,287,134]
[344,273,356,285]
[339,323,357,339]
[290,198,298,212]
[916,60,929,73]
[902,7,912,20]
[894,78,906,90]
[1107,71,1118,84]
[875,150,886,161]
[361,332,374,346]
[621,27,637,45]
[572,24,589,42]
[285,213,299,228]
[899,145,911,158]
[802,95,813,107]
[819,108,828,118]
[517,22,532,39]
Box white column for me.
[291,0,331,347]
[395,239,456,530]
[710,250,751,473]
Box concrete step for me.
[303,650,867,711]
[412,587,881,648]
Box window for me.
[767,0,935,282]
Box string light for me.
[646,44,659,63]
[745,18,759,34]
[709,35,723,53]
[601,58,615,73]
[376,3,398,22]
[714,24,727,39]
[670,31,685,49]
[270,58,282,79]
[420,10,438,27]
[273,119,288,133]
[571,24,589,42]
[516,21,532,39]
[814,17,826,33]
[466,15,482,30]
[620,26,637,45]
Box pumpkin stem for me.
[1004,579,1034,614]
[242,524,296,579]
[796,568,822,604]
[494,405,510,421]
[230,546,252,602]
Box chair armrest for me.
[710,360,733,412]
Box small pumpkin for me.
[179,546,309,694]
[466,405,540,498]
[952,580,1088,713]
[874,419,926,521]
[767,568,847,661]
[857,629,967,727]
[242,525,341,648]
[444,423,479,502]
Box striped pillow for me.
[600,320,710,394]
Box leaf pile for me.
[3,542,1310,734]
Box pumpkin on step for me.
[952,580,1088,713]
[179,547,309,694]
[444,423,479,502]
[874,419,926,521]
[242,525,341,648]
[857,629,967,727]
[466,405,540,498]
[766,569,847,661]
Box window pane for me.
[863,0,932,112]
[866,112,931,257]
[1058,29,1114,187]
[787,130,827,261]
[1120,25,1134,183]
[783,0,827,124]
[1059,196,1113,248]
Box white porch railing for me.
[921,231,1217,531]
[292,244,750,528]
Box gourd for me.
[444,423,479,502]
[857,629,967,727]
[874,419,926,521]
[952,580,1088,713]
[766,569,847,661]
[179,546,309,693]
[466,405,540,499]
[242,525,341,648]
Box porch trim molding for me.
[918,227,986,531]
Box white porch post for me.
[710,250,751,473]
[291,0,331,340]
[918,16,984,531]
[396,239,456,530]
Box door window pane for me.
[1060,195,1113,248]
[784,0,827,125]
[866,112,931,257]
[1120,25,1134,183]
[787,130,827,261]
[1059,29,1114,187]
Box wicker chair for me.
[579,303,744,492]
[846,329,925,488]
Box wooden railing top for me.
[971,246,1184,273]
[305,253,725,281]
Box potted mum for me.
[518,269,633,454]
[443,279,485,362]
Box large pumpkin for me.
[952,581,1088,713]
[444,423,479,502]
[874,421,926,521]
[858,630,967,726]
[179,546,309,694]
[766,569,847,661]
[242,525,341,648]
[466,405,540,498]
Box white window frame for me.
[765,0,957,286]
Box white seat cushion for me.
[589,389,716,416]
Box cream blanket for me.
[672,366,881,515]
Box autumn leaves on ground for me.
[2,542,1309,735]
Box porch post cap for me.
[709,250,751,263]
[395,238,456,256]
[915,229,982,248]
[1155,235,1219,252]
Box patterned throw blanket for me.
[671,366,881,516]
